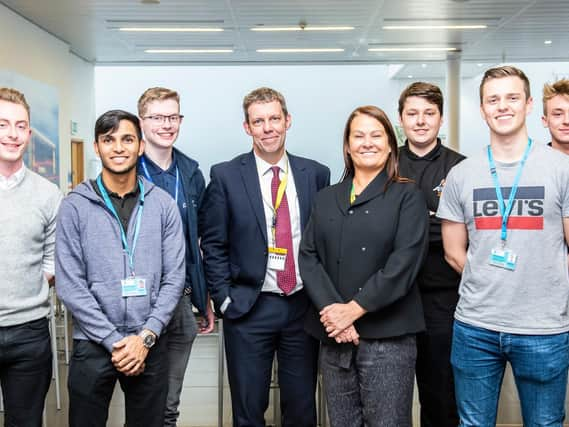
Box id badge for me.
[489,248,517,271]
[121,277,147,297]
[268,247,287,271]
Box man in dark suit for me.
[200,87,330,427]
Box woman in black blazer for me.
[299,105,429,427]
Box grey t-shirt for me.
[437,143,569,334]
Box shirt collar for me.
[142,152,177,176]
[254,152,288,177]
[0,163,26,190]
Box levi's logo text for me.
[473,186,544,230]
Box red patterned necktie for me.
[270,166,297,294]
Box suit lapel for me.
[288,154,310,229]
[240,152,268,243]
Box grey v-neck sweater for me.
[0,168,62,326]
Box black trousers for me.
[223,291,319,427]
[0,318,52,427]
[67,336,168,427]
[415,289,459,427]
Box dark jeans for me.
[0,317,52,427]
[68,336,168,427]
[415,290,459,427]
[320,335,417,427]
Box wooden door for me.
[70,139,84,188]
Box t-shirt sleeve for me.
[560,157,569,218]
[436,165,465,223]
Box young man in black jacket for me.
[397,82,464,427]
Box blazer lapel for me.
[240,152,268,243]
[288,154,310,229]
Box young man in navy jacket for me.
[137,87,215,427]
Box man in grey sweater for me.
[55,110,185,427]
[0,87,62,427]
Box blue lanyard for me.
[486,138,532,243]
[140,156,179,203]
[96,175,145,275]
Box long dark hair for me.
[341,105,404,188]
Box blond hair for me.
[0,87,30,120]
[137,87,180,117]
[542,79,569,115]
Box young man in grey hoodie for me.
[55,109,185,427]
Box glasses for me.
[142,114,184,125]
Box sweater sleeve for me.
[55,198,123,352]
[352,187,429,313]
[41,188,63,276]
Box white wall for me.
[96,61,569,180]
[0,3,95,189]
[95,64,407,182]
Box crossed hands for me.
[111,335,149,376]
[319,300,366,346]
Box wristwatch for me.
[139,329,156,349]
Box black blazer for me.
[199,151,330,319]
[299,170,429,342]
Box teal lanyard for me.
[140,156,179,203]
[96,175,145,275]
[486,138,532,243]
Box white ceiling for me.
[2,0,568,78]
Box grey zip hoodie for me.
[55,177,185,352]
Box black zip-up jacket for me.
[398,139,465,292]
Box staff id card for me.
[489,247,517,271]
[121,277,147,297]
[268,247,288,271]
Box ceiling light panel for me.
[250,26,354,32]
[257,48,345,53]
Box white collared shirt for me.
[0,164,26,191]
[254,152,303,294]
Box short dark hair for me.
[95,110,142,141]
[243,87,288,123]
[398,82,443,116]
[479,65,531,104]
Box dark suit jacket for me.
[199,151,330,319]
[299,170,429,342]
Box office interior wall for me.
[0,3,95,190]
[94,64,409,182]
[95,61,569,181]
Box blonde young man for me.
[137,87,214,427]
[438,66,569,426]
[542,79,569,155]
[0,87,62,427]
